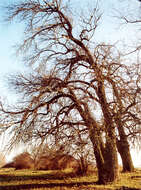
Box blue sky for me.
[0,0,139,98]
[0,0,25,98]
[0,0,141,166]
[0,0,140,75]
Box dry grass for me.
[0,168,140,189]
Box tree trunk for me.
[110,79,134,172]
[92,138,118,184]
[102,133,119,184]
[117,138,134,172]
[116,119,134,172]
[90,127,119,184]
[90,133,105,184]
[94,81,119,184]
[72,89,119,184]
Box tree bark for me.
[108,78,134,172]
[102,132,119,184]
[116,137,134,172]
[116,119,134,172]
[71,89,119,184]
[89,127,119,184]
[94,81,119,184]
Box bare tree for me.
[0,69,118,184]
[2,0,118,184]
[1,0,140,184]
[113,1,141,170]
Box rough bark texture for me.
[116,119,134,172]
[94,81,119,184]
[89,127,119,184]
[111,79,134,173]
[71,80,119,184]
[102,134,119,184]
[117,138,134,172]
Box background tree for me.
[114,1,141,168]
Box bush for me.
[35,155,55,170]
[36,154,80,174]
[13,152,34,169]
[2,162,15,168]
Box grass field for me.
[0,168,140,190]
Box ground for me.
[0,168,140,189]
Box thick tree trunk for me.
[90,135,106,184]
[92,139,118,184]
[94,81,119,184]
[90,128,119,184]
[109,79,134,172]
[102,134,119,184]
[89,128,105,180]
[117,138,134,172]
[72,88,119,184]
[116,119,134,172]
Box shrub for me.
[2,162,15,168]
[35,155,55,170]
[13,152,34,169]
[36,154,80,174]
